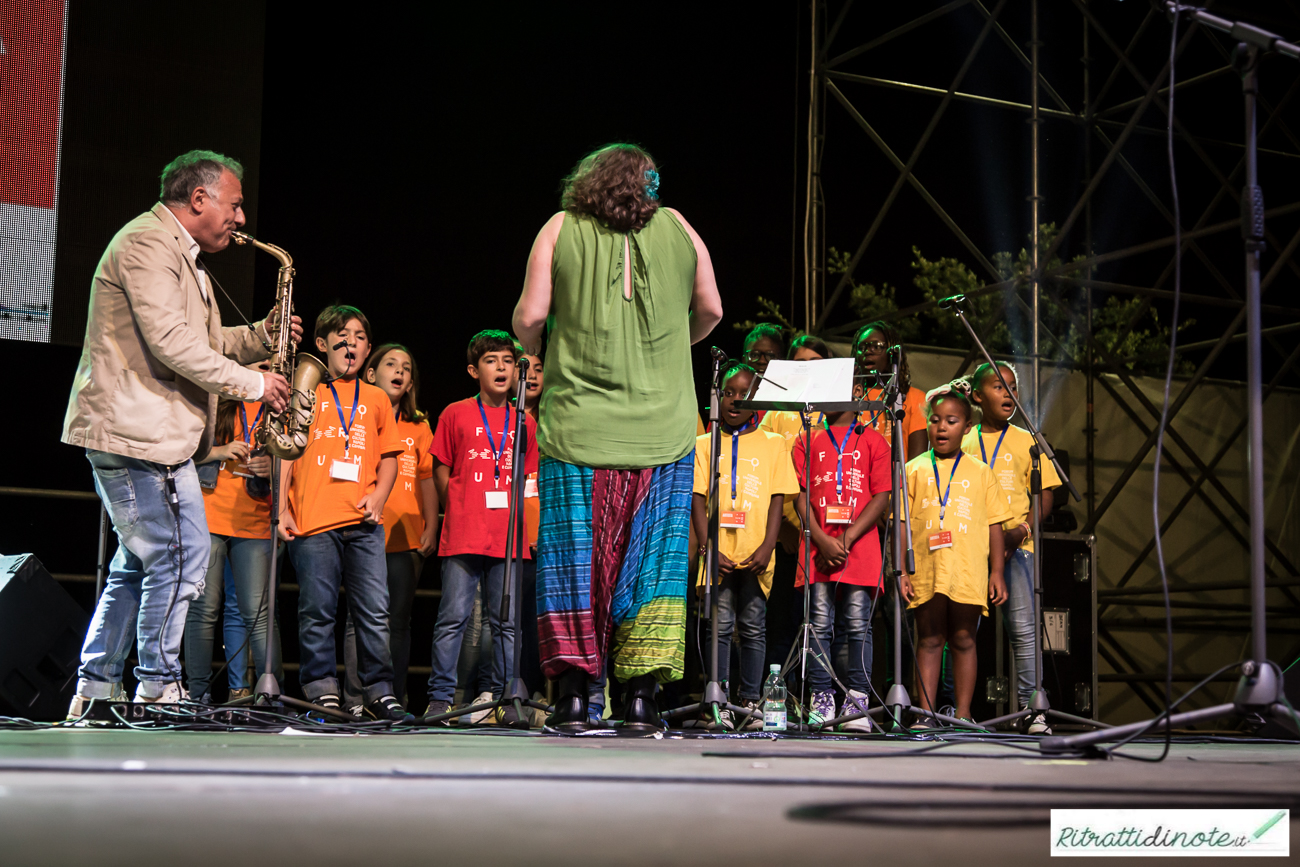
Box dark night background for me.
[5,2,1298,699]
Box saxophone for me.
[231,231,327,460]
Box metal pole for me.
[1083,0,1096,521]
[1030,0,1041,426]
[804,0,821,333]
[1241,46,1267,665]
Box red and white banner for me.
[0,0,67,342]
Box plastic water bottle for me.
[762,664,787,732]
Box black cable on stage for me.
[1139,0,1183,765]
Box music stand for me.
[733,359,890,732]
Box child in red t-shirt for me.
[423,330,539,726]
[281,306,405,721]
[792,397,892,729]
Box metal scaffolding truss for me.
[801,0,1300,715]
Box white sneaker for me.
[466,691,495,724]
[1026,712,1053,735]
[66,683,128,720]
[838,689,873,732]
[737,700,764,731]
[134,682,188,704]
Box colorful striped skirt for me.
[535,453,692,684]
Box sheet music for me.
[750,358,856,404]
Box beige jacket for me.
[62,203,272,465]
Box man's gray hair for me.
[159,150,243,206]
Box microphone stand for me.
[661,350,763,730]
[1043,4,1299,751]
[937,297,1099,734]
[422,358,548,729]
[825,352,979,732]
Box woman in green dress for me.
[513,144,723,731]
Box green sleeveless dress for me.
[539,209,698,469]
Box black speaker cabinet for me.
[0,554,89,721]
[974,533,1099,721]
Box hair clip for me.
[644,169,660,200]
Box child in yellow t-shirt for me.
[902,380,1012,725]
[962,361,1061,734]
[692,365,799,727]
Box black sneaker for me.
[366,694,412,723]
[306,693,343,722]
[422,699,453,726]
[496,699,531,730]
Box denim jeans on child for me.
[806,582,873,694]
[289,521,394,703]
[343,549,424,708]
[185,534,283,699]
[705,571,767,700]
[1002,548,1038,706]
[427,554,515,704]
[77,450,209,699]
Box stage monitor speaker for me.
[0,554,89,721]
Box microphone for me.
[516,355,531,372]
[332,340,348,351]
[710,346,729,361]
[938,294,966,310]
[887,344,902,363]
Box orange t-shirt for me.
[863,385,927,452]
[202,401,271,539]
[382,414,435,553]
[288,377,403,538]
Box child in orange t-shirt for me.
[185,360,283,702]
[281,305,404,720]
[340,344,438,711]
[853,321,929,460]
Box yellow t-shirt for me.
[960,424,1061,553]
[693,427,800,597]
[758,410,825,538]
[905,451,1014,616]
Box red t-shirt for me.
[431,397,539,559]
[792,423,891,587]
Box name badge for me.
[928,530,953,550]
[720,510,747,529]
[825,505,853,525]
[525,478,538,498]
[330,459,360,482]
[485,490,509,510]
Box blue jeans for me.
[289,522,393,703]
[77,451,208,699]
[807,582,872,693]
[1003,548,1037,706]
[427,555,514,704]
[185,534,283,699]
[343,550,424,708]
[704,571,767,700]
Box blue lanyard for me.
[978,424,1008,468]
[825,420,857,500]
[477,396,510,487]
[929,450,963,528]
[238,403,263,445]
[728,417,757,501]
[327,378,360,452]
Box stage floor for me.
[1,726,1297,865]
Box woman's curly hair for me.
[560,144,660,233]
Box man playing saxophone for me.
[61,149,302,714]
